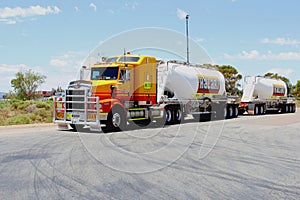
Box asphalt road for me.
[0,112,300,200]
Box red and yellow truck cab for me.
[54,53,162,132]
[92,54,158,130]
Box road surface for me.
[0,112,300,199]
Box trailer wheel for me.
[174,107,183,124]
[165,107,173,125]
[292,104,296,113]
[260,105,265,115]
[102,107,126,133]
[254,105,260,115]
[227,105,233,119]
[233,106,239,118]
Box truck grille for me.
[66,89,86,111]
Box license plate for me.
[88,113,96,121]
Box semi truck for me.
[239,76,296,115]
[53,53,239,132]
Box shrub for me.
[0,100,54,126]
[36,101,52,109]
[5,114,31,125]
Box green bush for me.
[9,100,34,111]
[5,114,31,125]
[0,100,54,126]
[36,101,52,109]
[0,101,8,109]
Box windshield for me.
[105,57,118,62]
[91,67,119,80]
[118,56,140,62]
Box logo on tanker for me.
[273,84,285,96]
[197,75,220,94]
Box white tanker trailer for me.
[239,76,296,115]
[154,60,239,123]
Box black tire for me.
[165,107,173,125]
[233,106,239,118]
[226,105,233,119]
[280,104,287,113]
[254,105,260,115]
[174,107,183,124]
[102,107,126,133]
[260,105,265,115]
[292,104,296,113]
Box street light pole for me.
[186,14,189,64]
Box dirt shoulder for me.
[0,123,56,131]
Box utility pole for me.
[186,14,190,64]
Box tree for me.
[11,69,46,100]
[216,65,243,96]
[263,72,292,95]
[294,80,300,97]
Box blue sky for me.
[1,0,300,92]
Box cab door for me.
[116,67,133,101]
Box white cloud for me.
[261,37,300,46]
[50,51,87,72]
[0,64,28,73]
[224,50,300,60]
[176,8,188,20]
[74,6,80,12]
[0,5,61,18]
[89,3,97,11]
[267,68,294,77]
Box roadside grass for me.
[0,100,53,126]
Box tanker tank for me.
[239,76,296,115]
[157,61,226,101]
[241,76,287,102]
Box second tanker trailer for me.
[239,76,296,115]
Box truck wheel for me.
[234,106,239,118]
[227,105,233,119]
[102,107,126,133]
[292,104,296,113]
[165,107,173,125]
[174,108,183,124]
[260,105,265,115]
[254,105,260,115]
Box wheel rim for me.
[235,107,238,117]
[260,106,264,114]
[112,113,121,127]
[166,109,172,123]
[229,107,233,117]
[255,106,259,115]
[224,107,227,119]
